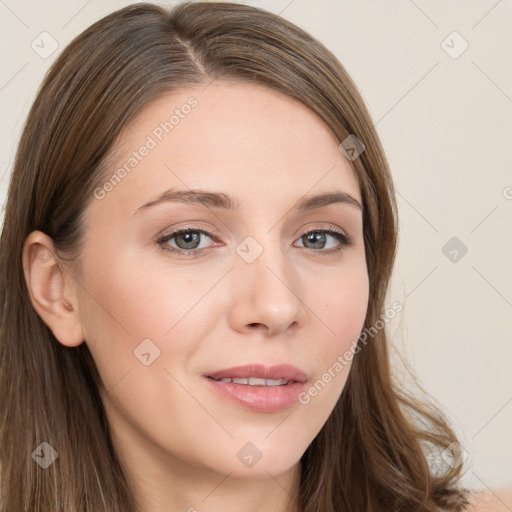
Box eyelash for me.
[156,226,353,257]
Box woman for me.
[0,2,499,511]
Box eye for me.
[157,227,216,255]
[156,226,353,256]
[294,228,352,255]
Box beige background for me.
[1,0,511,493]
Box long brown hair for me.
[0,2,469,510]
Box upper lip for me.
[206,364,308,383]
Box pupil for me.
[305,232,325,249]
[178,232,200,249]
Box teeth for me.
[248,377,266,386]
[213,377,289,386]
[264,378,289,386]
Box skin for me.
[470,491,512,511]
[23,82,370,512]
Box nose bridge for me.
[236,230,292,291]
[229,230,305,333]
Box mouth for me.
[203,364,308,413]
[205,363,308,384]
[207,376,293,386]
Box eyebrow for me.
[133,188,363,215]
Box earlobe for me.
[22,230,84,347]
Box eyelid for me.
[156,226,220,254]
[297,223,350,241]
[156,223,353,256]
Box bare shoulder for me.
[467,489,512,511]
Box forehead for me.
[91,81,362,219]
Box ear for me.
[22,230,84,347]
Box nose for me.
[228,240,307,336]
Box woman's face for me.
[72,81,369,481]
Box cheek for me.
[77,245,230,404]
[81,246,203,337]
[76,250,188,387]
[317,256,370,349]
[301,258,369,407]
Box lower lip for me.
[204,377,306,413]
